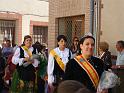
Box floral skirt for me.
[11,70,36,93]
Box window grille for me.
[32,26,48,44]
[58,15,85,48]
[0,20,15,47]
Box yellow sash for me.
[22,46,32,57]
[74,55,99,89]
[50,50,65,71]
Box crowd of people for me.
[0,36,48,93]
[0,34,123,93]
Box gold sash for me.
[74,55,99,89]
[50,50,65,71]
[22,46,32,57]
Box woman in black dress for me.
[11,35,39,93]
[64,34,108,93]
[99,41,112,69]
[99,42,112,93]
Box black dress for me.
[100,51,112,69]
[17,47,36,81]
[100,51,112,93]
[64,56,104,93]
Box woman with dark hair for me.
[64,34,108,93]
[47,35,72,93]
[2,39,13,60]
[70,37,79,58]
[11,35,39,93]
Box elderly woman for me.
[99,42,112,69]
[11,35,39,93]
[64,34,108,93]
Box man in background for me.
[116,40,124,65]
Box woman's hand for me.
[24,57,30,62]
[24,57,33,64]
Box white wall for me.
[22,15,31,41]
[21,15,48,42]
[0,0,49,17]
[101,0,124,55]
[0,0,49,43]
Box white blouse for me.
[47,47,72,84]
[12,46,39,67]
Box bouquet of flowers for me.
[37,52,47,78]
[97,70,120,93]
[23,54,40,67]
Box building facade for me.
[49,0,124,56]
[100,0,124,55]
[48,0,91,50]
[0,0,49,46]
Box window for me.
[32,26,48,44]
[58,15,85,48]
[0,20,15,47]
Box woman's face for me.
[73,38,79,46]
[6,41,11,47]
[24,38,32,48]
[58,39,66,49]
[99,48,103,55]
[80,38,95,57]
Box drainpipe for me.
[90,0,94,34]
[94,0,101,56]
[90,0,98,55]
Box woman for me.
[64,34,107,93]
[70,37,79,58]
[99,42,112,69]
[2,39,13,60]
[11,35,39,93]
[99,42,112,93]
[47,35,72,93]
